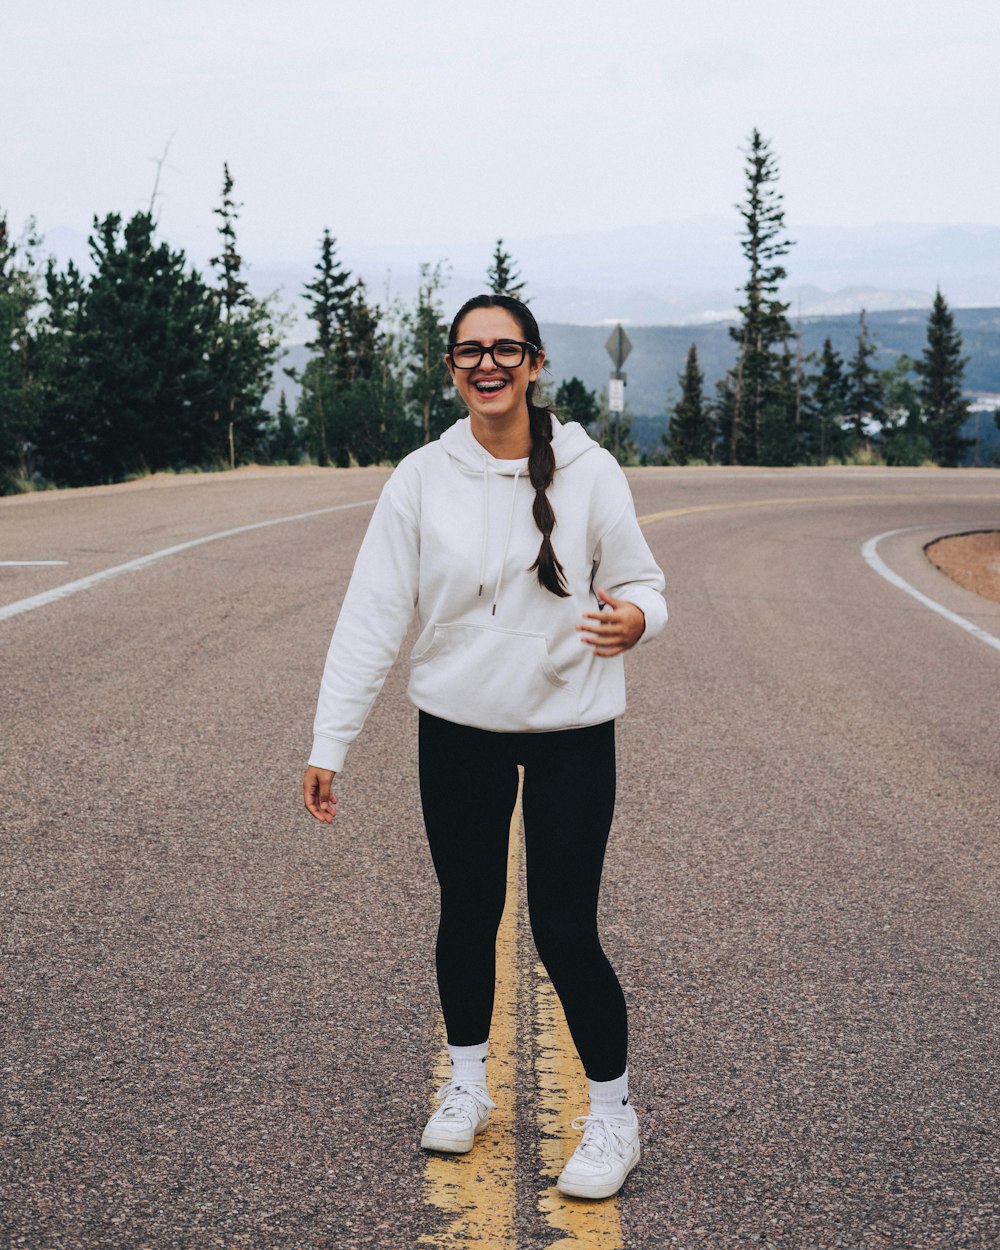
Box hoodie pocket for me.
[409,622,579,730]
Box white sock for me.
[448,1040,489,1087]
[589,1068,631,1119]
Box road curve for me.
[1,466,997,1250]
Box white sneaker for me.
[556,1107,640,1199]
[420,1081,496,1154]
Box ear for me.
[529,348,545,382]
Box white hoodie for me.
[310,417,666,773]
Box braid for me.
[526,388,569,598]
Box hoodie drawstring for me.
[478,456,489,597]
[491,467,522,616]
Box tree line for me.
[664,131,975,468]
[0,137,986,493]
[0,172,529,492]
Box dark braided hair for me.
[448,294,569,599]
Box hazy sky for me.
[4,0,998,268]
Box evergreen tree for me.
[879,354,931,466]
[667,344,713,463]
[32,258,89,483]
[303,229,357,359]
[554,376,599,429]
[207,165,283,464]
[210,163,249,316]
[486,239,526,299]
[0,215,44,491]
[297,229,361,466]
[339,282,381,385]
[407,263,462,445]
[915,289,970,467]
[298,356,341,466]
[846,310,882,450]
[592,393,638,465]
[758,341,800,466]
[36,212,217,485]
[260,389,303,464]
[713,373,737,464]
[726,129,794,465]
[812,337,849,462]
[789,324,824,464]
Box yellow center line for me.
[637,490,1000,527]
[535,964,627,1248]
[418,783,521,1248]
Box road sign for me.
[605,324,632,371]
[608,378,625,413]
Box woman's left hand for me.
[576,588,646,657]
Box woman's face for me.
[446,307,544,431]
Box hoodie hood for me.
[440,416,598,475]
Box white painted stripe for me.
[0,499,377,623]
[862,527,1000,654]
[0,560,69,566]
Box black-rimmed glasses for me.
[448,340,537,369]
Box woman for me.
[303,294,666,1200]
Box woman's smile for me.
[473,378,509,395]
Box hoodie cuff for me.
[620,585,668,643]
[309,734,350,774]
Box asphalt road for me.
[2,465,998,1250]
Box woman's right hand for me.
[303,766,337,823]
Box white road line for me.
[862,527,1000,654]
[0,499,377,623]
[0,560,69,566]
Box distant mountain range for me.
[539,307,1000,413]
[274,307,1000,415]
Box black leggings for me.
[418,711,627,1082]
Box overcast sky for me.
[4,0,998,270]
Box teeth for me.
[476,381,505,391]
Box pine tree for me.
[915,290,970,467]
[667,344,713,463]
[812,337,849,462]
[340,282,381,385]
[879,354,931,466]
[554,377,599,430]
[32,258,89,483]
[486,239,526,299]
[758,341,800,465]
[846,310,882,451]
[36,212,217,484]
[0,214,44,491]
[210,164,249,317]
[303,229,357,362]
[259,390,303,464]
[407,263,462,445]
[297,229,360,465]
[726,130,794,465]
[207,165,283,465]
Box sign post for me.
[603,325,632,455]
[604,324,632,415]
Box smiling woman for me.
[303,292,667,1202]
